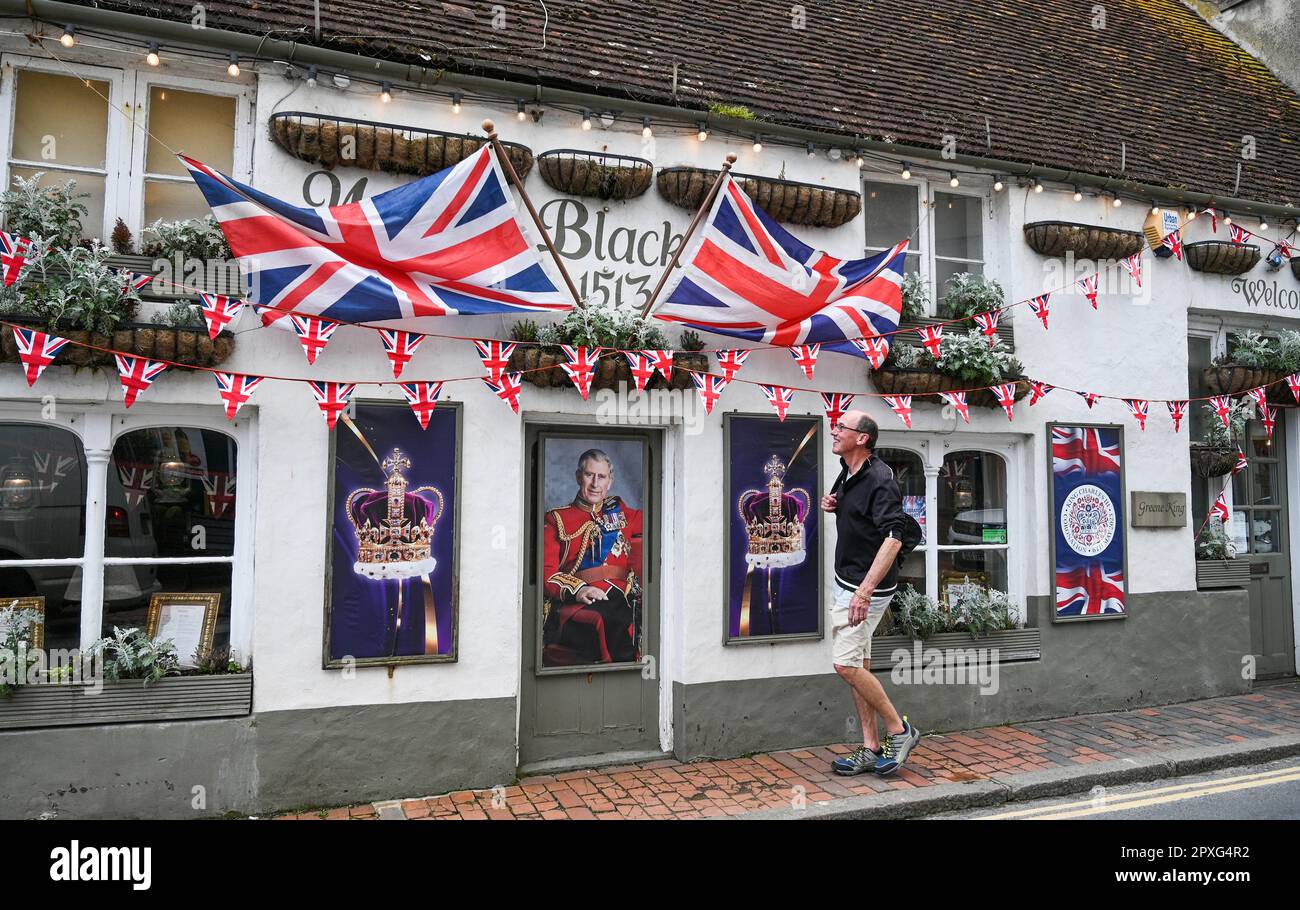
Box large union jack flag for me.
[652,177,908,356]
[179,146,569,324]
[1052,426,1121,475]
[1056,564,1126,616]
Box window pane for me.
[938,549,1008,604]
[11,70,109,169]
[146,87,236,177]
[101,562,232,660]
[934,192,983,261]
[876,447,926,544]
[863,181,918,250]
[110,427,238,559]
[939,451,1007,544]
[1252,461,1279,506]
[1187,337,1213,444]
[8,166,105,242]
[144,179,214,225]
[936,259,984,308]
[1235,510,1280,554]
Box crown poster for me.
[324,400,460,667]
[724,414,823,643]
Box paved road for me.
[927,757,1300,820]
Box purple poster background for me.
[726,414,821,640]
[328,401,457,662]
[1050,424,1127,620]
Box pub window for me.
[937,450,1008,603]
[142,85,236,224]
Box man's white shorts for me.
[830,586,893,668]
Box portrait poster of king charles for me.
[539,437,645,668]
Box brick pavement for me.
[274,681,1300,820]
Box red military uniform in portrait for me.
[541,496,643,666]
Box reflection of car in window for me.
[948,508,1005,569]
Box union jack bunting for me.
[1287,373,1300,404]
[1077,390,1100,409]
[1204,208,1218,233]
[646,350,674,382]
[1163,229,1184,261]
[400,381,444,429]
[1027,293,1050,330]
[1077,275,1100,309]
[883,394,913,428]
[973,311,1000,344]
[1262,405,1277,444]
[1120,253,1143,288]
[1029,381,1053,406]
[821,392,854,428]
[117,464,153,511]
[1167,399,1188,432]
[992,383,1017,421]
[472,339,517,384]
[378,329,427,379]
[114,355,167,408]
[1124,398,1149,431]
[202,473,236,520]
[850,336,890,369]
[307,381,355,429]
[1056,564,1126,616]
[1211,489,1231,526]
[1051,425,1121,475]
[1247,386,1269,416]
[761,384,796,421]
[652,175,908,357]
[484,372,523,414]
[788,343,820,380]
[938,390,970,423]
[0,230,31,286]
[715,349,753,382]
[623,352,657,392]
[1210,395,1234,430]
[1229,224,1254,245]
[121,271,155,293]
[689,373,730,415]
[289,313,339,364]
[559,345,602,400]
[1278,239,1295,259]
[1233,448,1248,476]
[198,293,244,340]
[213,372,264,420]
[12,327,69,386]
[917,325,943,359]
[179,146,568,323]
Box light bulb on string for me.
[306,65,318,87]
[1032,180,1043,194]
[59,26,76,48]
[1260,218,1269,232]
[697,123,709,141]
[752,136,763,153]
[806,142,816,158]
[581,109,592,130]
[900,162,911,180]
[1224,213,1234,226]
[227,53,240,77]
[854,151,865,169]
[451,92,463,114]
[1151,204,1161,215]
[380,82,393,103]
[516,100,527,121]
[1073,187,1084,202]
[1112,195,1123,208]
[146,41,160,67]
[641,117,653,139]
[993,177,1004,192]
[949,172,959,188]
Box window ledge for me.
[0,673,252,731]
[869,628,1041,670]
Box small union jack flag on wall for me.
[623,352,657,392]
[560,345,602,400]
[690,373,730,415]
[1124,398,1149,430]
[1167,399,1188,432]
[1163,229,1184,260]
[12,327,69,386]
[1029,381,1053,406]
[198,293,244,340]
[715,349,752,382]
[1211,489,1231,526]
[485,373,523,413]
[761,384,796,421]
[1077,390,1101,409]
[646,350,674,382]
[1210,395,1234,430]
[883,394,913,428]
[821,392,854,427]
[1229,224,1254,245]
[788,343,820,380]
[379,329,427,380]
[1027,294,1050,330]
[973,311,1000,344]
[213,372,264,420]
[1262,405,1277,444]
[473,339,517,384]
[1120,254,1143,288]
[0,230,31,286]
[917,325,943,359]
[114,355,167,407]
[1203,208,1218,233]
[1077,275,1100,309]
[400,381,444,429]
[939,390,969,423]
[121,271,155,293]
[992,383,1017,421]
[850,336,890,370]
[1246,386,1269,417]
[308,381,355,429]
[1287,373,1300,404]
[289,313,340,365]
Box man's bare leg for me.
[836,664,904,734]
[850,664,881,751]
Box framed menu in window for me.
[146,593,220,667]
[0,596,45,650]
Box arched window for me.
[938,450,1008,603]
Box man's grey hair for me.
[576,448,613,473]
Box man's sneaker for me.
[831,746,880,776]
[875,717,921,775]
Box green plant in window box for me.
[163,301,205,329]
[110,218,135,256]
[883,586,948,641]
[141,216,232,262]
[1195,521,1237,561]
[941,272,1004,324]
[0,600,46,697]
[1221,330,1278,369]
[935,329,1023,386]
[948,586,1021,639]
[900,272,928,322]
[190,643,249,676]
[85,626,181,685]
[0,172,89,250]
[0,240,142,343]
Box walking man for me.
[822,410,921,775]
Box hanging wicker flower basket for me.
[656,167,861,229]
[1186,241,1261,275]
[1189,444,1239,479]
[1202,364,1285,397]
[269,111,534,180]
[870,365,1029,407]
[537,150,653,200]
[1022,221,1145,259]
[0,319,235,370]
[506,347,707,393]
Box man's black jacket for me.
[830,453,904,594]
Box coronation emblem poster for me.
[1048,423,1127,622]
[324,400,460,667]
[724,413,822,643]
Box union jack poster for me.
[1049,423,1127,622]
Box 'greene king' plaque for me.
[1130,491,1187,528]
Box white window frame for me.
[0,53,254,241]
[875,431,1024,615]
[0,403,257,657]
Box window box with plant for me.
[870,326,1029,407]
[1194,521,1249,590]
[1190,399,1252,478]
[1203,330,1300,406]
[867,585,1041,668]
[0,618,252,731]
[506,303,709,392]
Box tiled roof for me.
[64,0,1300,207]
